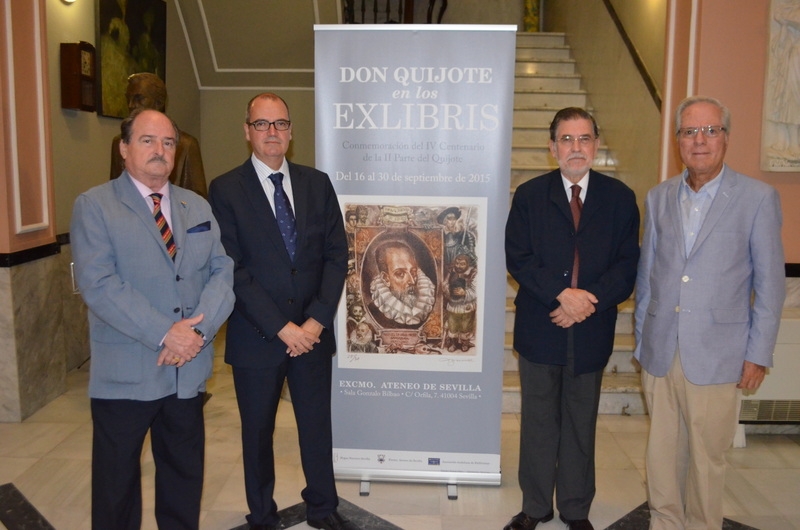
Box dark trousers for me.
[91,393,205,530]
[517,335,604,520]
[233,349,338,527]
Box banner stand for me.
[315,24,517,495]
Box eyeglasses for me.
[247,119,291,131]
[677,125,726,139]
[557,135,595,146]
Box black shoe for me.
[503,510,554,530]
[559,513,594,530]
[307,510,360,530]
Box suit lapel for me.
[170,187,187,269]
[662,176,685,260]
[688,167,736,259]
[117,174,175,263]
[578,170,602,229]
[288,162,309,254]
[547,171,574,227]
[240,161,294,264]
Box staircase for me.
[502,32,645,416]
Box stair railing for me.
[343,0,447,24]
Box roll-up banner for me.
[315,24,516,486]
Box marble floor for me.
[1,346,799,530]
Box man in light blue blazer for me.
[634,96,785,530]
[71,108,234,530]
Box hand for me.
[157,346,188,368]
[158,314,205,366]
[737,360,766,390]
[278,319,322,357]
[552,288,597,325]
[549,306,577,328]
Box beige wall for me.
[544,0,662,216]
[46,0,524,234]
[660,0,800,262]
[411,0,524,26]
[609,0,667,91]
[547,0,800,262]
[200,90,317,181]
[46,0,199,234]
[43,0,800,261]
[694,0,800,262]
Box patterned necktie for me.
[570,184,582,289]
[268,172,297,261]
[150,193,176,261]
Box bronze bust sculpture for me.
[110,72,207,197]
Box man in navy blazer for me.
[635,96,785,529]
[504,107,640,530]
[71,108,234,529]
[208,93,354,530]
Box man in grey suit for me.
[71,108,234,529]
[635,96,785,529]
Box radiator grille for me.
[740,400,800,423]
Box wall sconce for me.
[62,0,77,4]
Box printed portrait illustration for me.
[342,202,480,358]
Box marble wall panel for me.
[0,269,22,421]
[9,255,66,420]
[785,278,800,308]
[57,246,90,371]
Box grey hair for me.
[674,95,731,135]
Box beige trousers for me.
[642,352,738,530]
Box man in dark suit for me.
[504,107,640,530]
[72,108,234,529]
[208,93,355,530]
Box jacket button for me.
[291,268,298,275]
[288,298,295,304]
[674,306,680,313]
[174,307,180,313]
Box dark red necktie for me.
[570,184,582,288]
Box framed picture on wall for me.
[762,0,800,171]
[95,0,167,118]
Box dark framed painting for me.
[95,0,167,118]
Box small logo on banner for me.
[428,458,440,466]
[377,454,386,464]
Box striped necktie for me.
[150,193,177,260]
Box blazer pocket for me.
[187,221,211,233]
[183,231,214,268]
[646,299,658,316]
[711,307,750,324]
[93,320,138,344]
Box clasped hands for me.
[157,314,205,367]
[278,318,323,357]
[550,288,598,328]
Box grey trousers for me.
[517,337,604,520]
